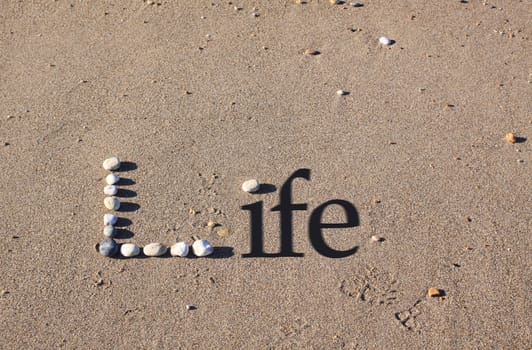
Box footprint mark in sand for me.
[339,266,398,306]
[395,299,427,331]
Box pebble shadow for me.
[117,178,135,186]
[118,202,140,212]
[114,229,134,239]
[256,183,277,194]
[118,161,137,172]
[115,217,133,227]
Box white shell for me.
[379,36,393,45]
[170,242,190,257]
[102,157,120,171]
[103,214,118,225]
[106,174,120,185]
[242,179,260,193]
[192,239,214,257]
[103,225,115,238]
[120,243,140,257]
[143,243,168,257]
[104,185,118,196]
[104,196,121,210]
[336,89,348,96]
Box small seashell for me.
[304,49,319,56]
[242,179,260,193]
[505,133,516,143]
[102,157,120,171]
[143,243,168,257]
[103,214,118,225]
[106,174,120,185]
[379,36,394,45]
[99,238,119,257]
[427,287,442,297]
[170,242,190,257]
[104,185,118,196]
[104,196,121,210]
[336,89,349,96]
[120,243,140,257]
[103,225,115,238]
[192,239,214,257]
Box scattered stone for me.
[120,243,140,257]
[143,243,168,257]
[207,221,216,228]
[350,2,363,7]
[186,304,197,310]
[170,242,190,257]
[104,185,118,196]
[192,239,214,257]
[427,287,443,298]
[336,89,349,96]
[103,214,118,225]
[465,216,472,222]
[242,179,260,193]
[104,196,121,211]
[379,36,394,46]
[99,238,119,257]
[216,228,232,237]
[304,49,320,56]
[505,133,516,143]
[6,115,13,120]
[103,157,120,171]
[371,235,384,242]
[372,198,381,204]
[103,225,115,238]
[251,12,259,17]
[329,0,342,4]
[106,174,120,185]
[295,0,306,4]
[517,159,524,163]
[0,290,8,296]
[189,208,198,215]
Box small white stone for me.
[104,185,118,196]
[170,242,190,257]
[103,225,115,238]
[106,174,120,185]
[143,243,168,257]
[104,196,121,210]
[120,243,140,257]
[242,179,260,193]
[103,214,118,225]
[102,157,120,171]
[371,235,384,242]
[192,239,214,257]
[379,36,394,45]
[336,89,348,96]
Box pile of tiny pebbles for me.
[98,157,215,259]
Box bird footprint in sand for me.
[339,266,398,306]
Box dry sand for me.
[0,1,530,349]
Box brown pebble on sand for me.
[505,133,516,143]
[465,216,472,222]
[428,288,442,297]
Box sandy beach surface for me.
[0,1,530,349]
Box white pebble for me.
[242,179,260,193]
[106,174,120,185]
[170,242,190,257]
[192,239,214,257]
[104,185,118,196]
[103,225,115,238]
[371,235,384,242]
[120,243,140,257]
[379,36,394,45]
[143,243,168,257]
[102,157,120,171]
[336,89,348,96]
[103,214,118,225]
[104,196,121,210]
